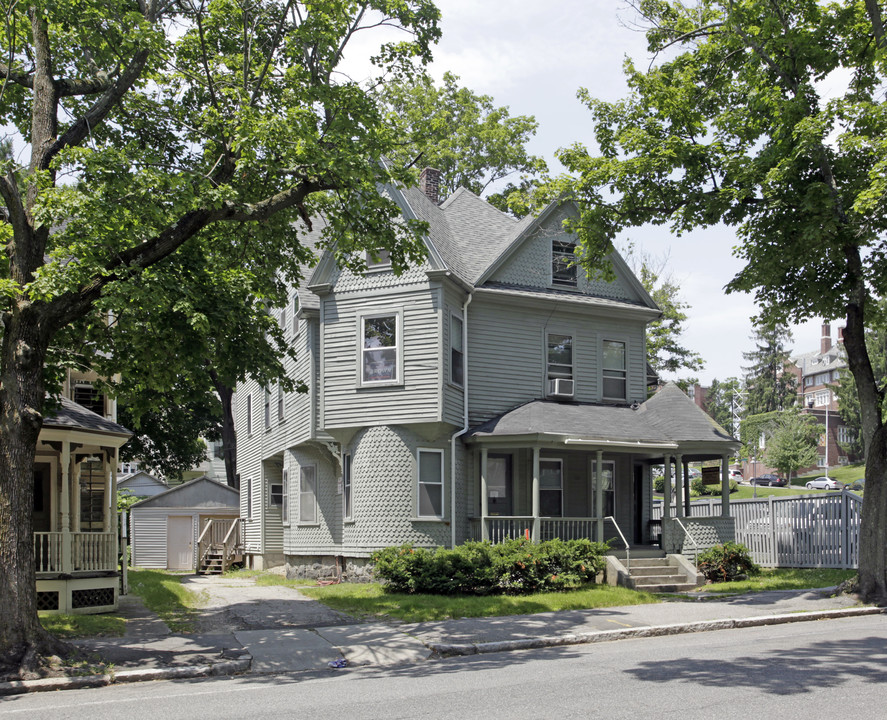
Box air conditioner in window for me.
[548,378,575,398]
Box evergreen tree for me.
[743,322,798,416]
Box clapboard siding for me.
[321,287,442,428]
[467,296,647,426]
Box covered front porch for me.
[34,397,130,614]
[464,385,741,556]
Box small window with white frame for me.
[539,459,563,517]
[270,477,284,508]
[552,240,578,287]
[264,386,271,429]
[450,314,464,386]
[417,449,444,518]
[245,477,253,519]
[292,294,300,335]
[281,469,288,522]
[277,384,284,422]
[359,312,400,384]
[547,333,573,394]
[246,394,253,435]
[299,465,317,523]
[365,249,391,270]
[602,340,627,400]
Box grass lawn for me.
[300,582,660,622]
[40,613,126,638]
[691,567,857,595]
[223,568,315,588]
[126,568,207,632]
[794,464,866,489]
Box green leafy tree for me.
[559,1,887,601]
[742,321,797,415]
[764,412,821,482]
[0,0,440,673]
[381,71,548,205]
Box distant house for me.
[234,170,739,580]
[118,470,168,498]
[129,476,240,571]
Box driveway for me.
[179,574,360,633]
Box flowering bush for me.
[371,538,609,595]
[696,542,760,582]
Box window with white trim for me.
[277,384,284,422]
[245,477,252,519]
[591,460,615,518]
[815,389,830,406]
[281,470,289,522]
[264,386,271,429]
[602,340,627,400]
[299,465,317,523]
[360,313,399,384]
[838,425,854,445]
[539,459,563,517]
[270,478,284,507]
[552,240,577,287]
[342,453,353,520]
[246,394,253,435]
[292,294,300,334]
[417,449,444,518]
[280,305,287,333]
[365,249,391,269]
[547,333,573,382]
[450,314,464,386]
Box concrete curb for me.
[429,606,886,657]
[0,655,252,696]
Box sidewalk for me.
[1,585,880,695]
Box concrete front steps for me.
[606,551,704,593]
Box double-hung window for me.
[547,334,573,380]
[264,386,271,429]
[342,453,353,520]
[299,466,317,523]
[246,394,253,435]
[552,240,578,287]
[451,314,464,386]
[417,449,444,518]
[277,384,284,422]
[360,313,399,384]
[539,459,563,517]
[281,470,289,522]
[245,477,252,519]
[365,249,391,270]
[602,340,627,400]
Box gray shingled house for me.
[234,169,739,583]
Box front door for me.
[167,516,194,570]
[487,454,513,516]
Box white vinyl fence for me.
[653,491,861,568]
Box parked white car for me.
[729,469,743,483]
[805,476,844,490]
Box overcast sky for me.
[410,0,828,384]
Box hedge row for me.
[371,538,609,595]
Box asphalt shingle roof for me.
[44,396,131,436]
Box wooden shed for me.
[129,476,240,571]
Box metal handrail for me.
[672,516,700,566]
[604,515,630,571]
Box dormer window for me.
[365,249,391,270]
[552,240,577,287]
[73,382,105,416]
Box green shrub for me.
[697,542,760,583]
[690,477,738,496]
[653,475,665,493]
[371,538,610,596]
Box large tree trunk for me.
[210,371,237,489]
[843,270,887,604]
[0,306,70,672]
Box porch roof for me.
[43,396,130,437]
[466,383,739,458]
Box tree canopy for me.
[763,411,821,481]
[742,321,798,415]
[380,71,548,206]
[0,0,441,672]
[560,0,887,601]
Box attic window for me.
[552,241,577,287]
[365,249,391,270]
[73,383,105,416]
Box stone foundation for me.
[284,555,375,583]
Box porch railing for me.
[197,518,242,573]
[471,517,601,543]
[34,531,116,573]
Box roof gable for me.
[131,475,238,509]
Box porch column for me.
[532,447,540,543]
[480,447,489,541]
[60,442,72,574]
[595,450,604,543]
[663,456,672,521]
[102,452,112,532]
[721,454,730,517]
[674,454,685,518]
[683,458,692,515]
[72,461,82,532]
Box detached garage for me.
[129,476,240,571]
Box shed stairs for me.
[198,545,227,575]
[610,549,701,593]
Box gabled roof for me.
[118,471,168,490]
[636,382,736,444]
[43,396,130,437]
[130,475,238,510]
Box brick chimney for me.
[838,326,845,344]
[821,323,832,354]
[419,167,442,205]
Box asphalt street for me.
[2,614,885,720]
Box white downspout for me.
[450,291,473,548]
